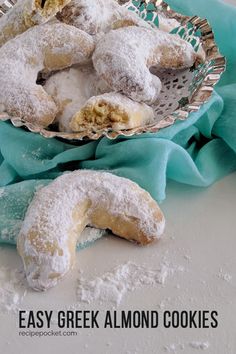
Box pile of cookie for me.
[0,0,205,133]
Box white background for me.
[0,172,235,354]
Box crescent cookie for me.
[0,23,94,127]
[92,26,205,104]
[56,0,150,35]
[0,0,71,47]
[70,92,155,132]
[17,170,165,291]
[44,65,110,132]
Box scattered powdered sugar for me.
[218,268,232,283]
[0,267,27,314]
[164,343,185,352]
[76,261,184,307]
[189,342,210,350]
[184,254,191,261]
[164,341,210,352]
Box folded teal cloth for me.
[0,0,236,245]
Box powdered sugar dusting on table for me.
[164,341,210,352]
[76,261,184,307]
[218,268,232,282]
[189,342,210,350]
[0,267,27,313]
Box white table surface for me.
[0,172,236,354]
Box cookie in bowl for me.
[70,93,155,132]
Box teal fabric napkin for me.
[0,0,236,245]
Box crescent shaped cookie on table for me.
[92,26,205,104]
[0,22,94,127]
[17,170,165,291]
[70,92,155,132]
[0,0,72,47]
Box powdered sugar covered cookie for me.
[0,0,71,47]
[93,26,205,104]
[70,92,155,132]
[44,65,109,131]
[0,23,94,127]
[17,170,165,291]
